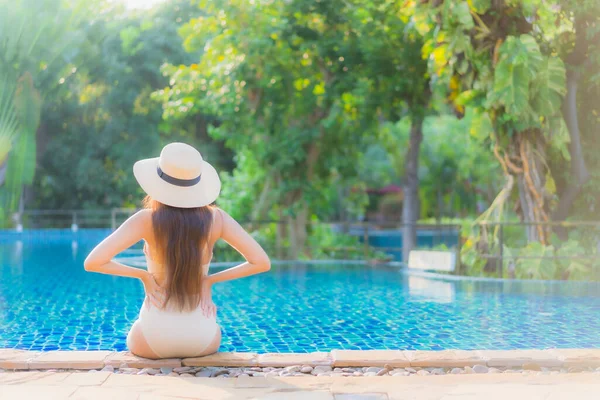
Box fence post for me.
[111,209,117,231]
[71,211,78,232]
[363,223,370,262]
[455,224,462,275]
[498,224,504,278]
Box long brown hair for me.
[143,196,213,311]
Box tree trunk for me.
[287,214,298,260]
[0,159,6,187]
[514,134,549,243]
[517,176,538,242]
[276,209,285,260]
[295,204,309,258]
[553,68,590,223]
[249,176,273,231]
[436,185,443,223]
[402,116,423,263]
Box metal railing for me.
[6,209,462,263]
[8,209,599,278]
[471,221,600,278]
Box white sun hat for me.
[133,142,221,208]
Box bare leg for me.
[127,321,160,359]
[197,327,222,356]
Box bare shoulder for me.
[124,209,153,233]
[210,207,235,237]
[133,208,153,222]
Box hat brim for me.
[133,157,221,208]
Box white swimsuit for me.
[128,246,220,358]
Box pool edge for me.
[1,349,599,371]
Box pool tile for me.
[28,350,113,370]
[257,352,332,367]
[331,350,410,367]
[104,352,181,369]
[405,350,485,367]
[183,352,258,367]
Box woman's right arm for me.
[206,209,271,285]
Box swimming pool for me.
[1,231,600,353]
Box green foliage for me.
[0,0,90,215]
[31,0,210,210]
[460,224,599,281]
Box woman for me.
[84,142,270,359]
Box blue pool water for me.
[1,231,600,353]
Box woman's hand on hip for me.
[142,271,165,309]
[201,277,217,318]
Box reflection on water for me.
[408,276,455,304]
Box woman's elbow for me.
[260,256,271,272]
[83,256,99,272]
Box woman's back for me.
[143,206,222,288]
[84,142,270,359]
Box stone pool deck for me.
[2,350,600,399]
[1,371,600,399]
[2,349,600,371]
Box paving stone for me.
[258,352,332,367]
[477,350,563,368]
[104,352,181,369]
[334,395,388,400]
[183,352,258,367]
[551,349,600,368]
[405,350,485,368]
[28,351,113,370]
[0,350,40,370]
[332,350,410,368]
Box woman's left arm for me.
[84,209,164,307]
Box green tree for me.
[31,0,222,210]
[348,0,432,261]
[0,0,88,222]
[407,0,574,244]
[160,0,378,257]
[551,0,599,226]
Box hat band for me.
[157,166,201,187]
